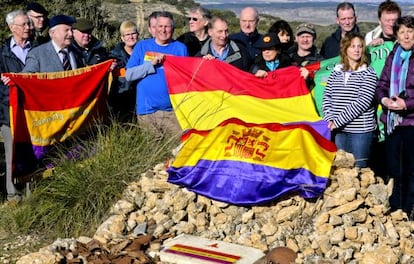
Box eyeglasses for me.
[13,23,31,28]
[29,15,45,20]
[123,32,138,38]
[187,17,199,22]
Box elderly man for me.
[0,10,33,202]
[365,0,401,46]
[71,18,110,66]
[23,15,85,72]
[320,2,360,59]
[229,6,262,61]
[25,2,49,45]
[126,11,187,139]
[198,16,251,72]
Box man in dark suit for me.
[23,15,85,72]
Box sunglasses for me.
[187,17,199,22]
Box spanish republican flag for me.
[164,56,336,205]
[4,60,113,183]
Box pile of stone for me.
[17,150,414,263]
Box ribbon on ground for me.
[5,60,113,183]
[164,56,336,205]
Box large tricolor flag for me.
[164,56,336,205]
[4,60,113,183]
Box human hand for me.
[299,67,309,79]
[151,53,165,66]
[202,54,215,60]
[1,74,10,85]
[367,38,384,47]
[328,121,336,131]
[109,60,117,71]
[384,96,407,111]
[254,70,268,78]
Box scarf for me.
[266,59,280,71]
[387,46,412,134]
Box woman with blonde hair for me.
[322,32,377,168]
[109,20,140,121]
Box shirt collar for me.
[10,37,31,49]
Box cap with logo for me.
[254,33,281,49]
[296,23,316,38]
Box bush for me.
[0,120,178,237]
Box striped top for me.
[322,64,377,133]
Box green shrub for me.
[0,120,178,237]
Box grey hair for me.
[5,10,27,26]
[189,6,212,20]
[156,11,175,28]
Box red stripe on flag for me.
[164,56,309,99]
[5,60,112,111]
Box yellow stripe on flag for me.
[171,91,321,131]
[173,122,334,178]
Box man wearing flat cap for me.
[25,2,50,45]
[23,15,85,72]
[70,18,110,66]
[288,23,323,89]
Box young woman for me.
[322,32,377,168]
[250,33,291,78]
[268,20,294,52]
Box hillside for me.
[102,0,376,49]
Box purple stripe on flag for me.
[168,159,328,205]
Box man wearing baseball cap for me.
[288,23,323,89]
[23,15,85,72]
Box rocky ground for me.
[3,150,414,264]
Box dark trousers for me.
[385,126,414,216]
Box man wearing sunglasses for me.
[177,6,212,56]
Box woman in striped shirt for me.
[322,32,377,168]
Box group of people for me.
[321,0,414,218]
[1,1,414,218]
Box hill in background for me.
[103,0,377,49]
